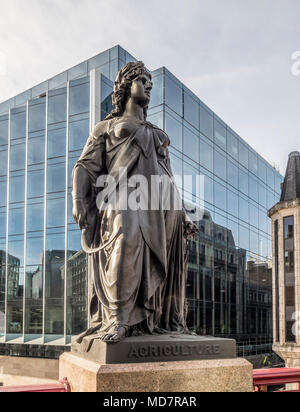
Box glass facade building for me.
[0,45,283,350]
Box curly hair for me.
[105,61,152,121]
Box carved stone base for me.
[59,353,253,392]
[71,334,236,364]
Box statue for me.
[72,61,197,344]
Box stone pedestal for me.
[59,334,253,392]
[273,343,300,367]
[71,334,237,364]
[59,353,252,392]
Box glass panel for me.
[258,158,267,182]
[10,143,26,171]
[214,120,226,150]
[239,168,248,196]
[0,180,7,207]
[69,118,89,152]
[0,209,6,238]
[183,127,199,163]
[184,92,199,129]
[0,150,8,175]
[249,151,258,176]
[47,127,66,158]
[227,131,238,160]
[227,160,238,188]
[46,197,65,228]
[68,62,87,81]
[27,202,44,232]
[239,196,249,223]
[249,203,259,228]
[200,138,213,172]
[69,81,89,116]
[66,229,87,335]
[26,236,44,266]
[28,134,45,165]
[200,106,213,140]
[44,232,65,335]
[10,110,26,139]
[165,75,182,116]
[165,113,182,152]
[9,175,25,203]
[48,89,67,124]
[47,162,66,193]
[28,100,46,132]
[258,184,267,208]
[214,182,227,211]
[214,151,226,180]
[8,208,24,235]
[149,74,163,108]
[239,141,249,168]
[27,168,44,198]
[0,117,8,146]
[249,176,258,202]
[227,190,238,218]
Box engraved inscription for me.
[128,344,221,359]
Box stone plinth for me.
[59,352,253,392]
[273,343,300,367]
[71,334,236,364]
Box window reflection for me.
[10,143,26,171]
[27,202,44,232]
[47,127,66,158]
[47,162,66,193]
[200,106,213,140]
[48,88,67,124]
[183,127,199,163]
[166,113,182,152]
[165,75,182,116]
[69,118,89,152]
[28,100,46,133]
[28,135,45,165]
[9,174,25,203]
[10,110,26,140]
[69,80,89,116]
[27,168,44,198]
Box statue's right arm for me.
[72,121,108,229]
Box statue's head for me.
[105,61,152,121]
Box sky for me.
[0,0,299,174]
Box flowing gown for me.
[73,117,189,338]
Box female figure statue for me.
[72,61,196,343]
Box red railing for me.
[253,368,300,392]
[0,378,71,393]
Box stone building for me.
[268,151,300,367]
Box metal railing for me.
[0,378,71,393]
[253,368,300,392]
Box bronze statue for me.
[72,61,197,344]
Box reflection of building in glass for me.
[0,45,283,354]
[186,208,272,342]
[66,250,88,335]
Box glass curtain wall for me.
[0,45,283,346]
[149,67,282,342]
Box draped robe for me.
[73,117,189,338]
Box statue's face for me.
[129,73,153,107]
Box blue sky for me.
[0,0,299,173]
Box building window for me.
[274,220,279,342]
[284,215,296,343]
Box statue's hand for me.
[72,198,88,230]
